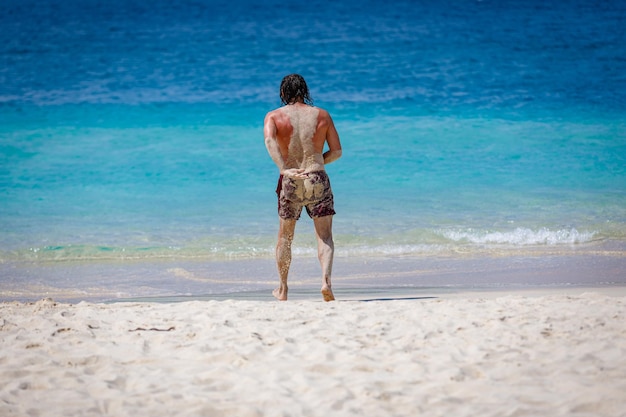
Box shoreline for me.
[115,282,626,303]
[1,251,625,303]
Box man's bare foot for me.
[321,285,335,302]
[273,287,288,301]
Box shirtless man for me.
[264,74,342,301]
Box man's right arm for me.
[264,113,286,172]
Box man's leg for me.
[273,217,297,301]
[313,215,335,301]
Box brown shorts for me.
[276,170,336,220]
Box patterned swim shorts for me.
[276,170,336,220]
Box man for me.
[264,74,342,301]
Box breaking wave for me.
[437,227,596,246]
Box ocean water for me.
[1,0,625,300]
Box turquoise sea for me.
[1,0,625,301]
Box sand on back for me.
[280,105,327,203]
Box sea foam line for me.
[437,227,596,246]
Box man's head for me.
[280,74,313,105]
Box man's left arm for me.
[323,113,342,165]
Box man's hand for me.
[282,168,309,179]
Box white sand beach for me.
[1,289,625,417]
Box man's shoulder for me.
[315,107,333,122]
[264,107,283,120]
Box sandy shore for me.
[1,289,625,417]
[3,250,626,303]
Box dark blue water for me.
[1,0,625,299]
[2,0,625,111]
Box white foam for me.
[438,227,596,246]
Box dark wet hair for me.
[280,74,313,105]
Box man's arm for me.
[264,113,286,172]
[323,149,342,165]
[322,112,342,165]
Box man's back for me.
[265,102,340,174]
